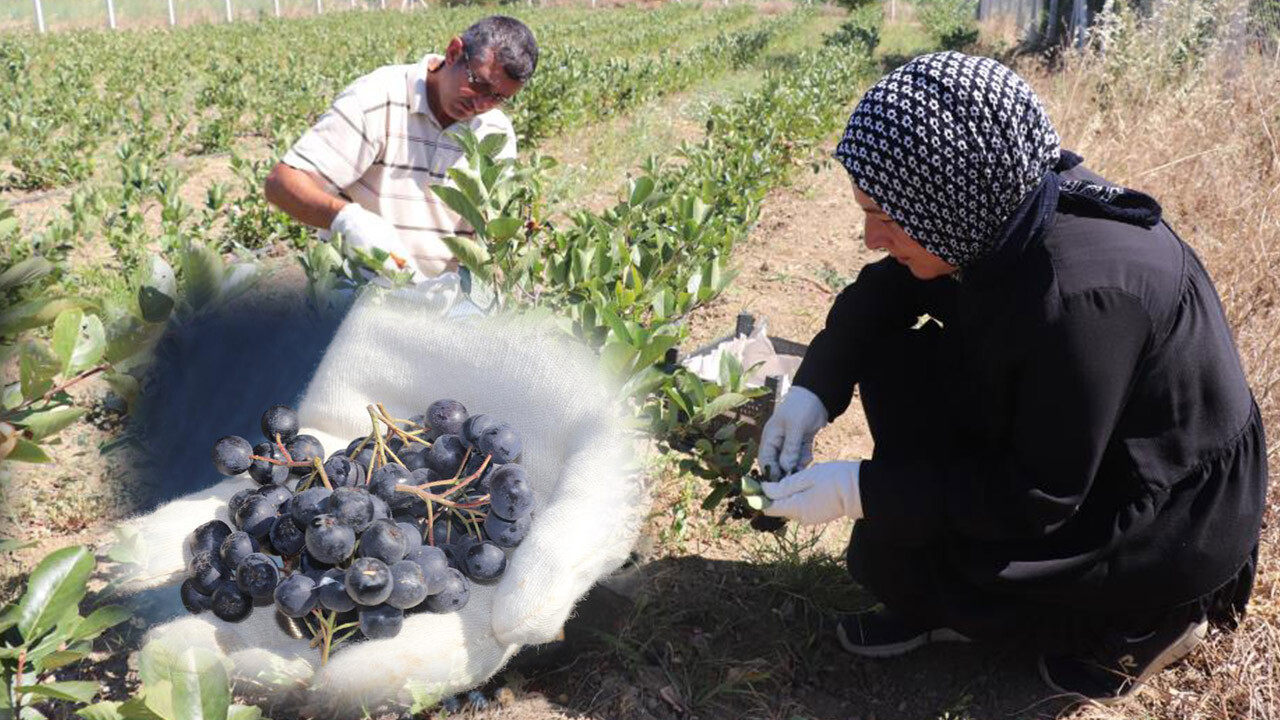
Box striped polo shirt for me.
[282,54,517,278]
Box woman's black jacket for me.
[793,163,1268,610]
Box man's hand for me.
[329,203,418,273]
[758,386,829,478]
[761,461,863,526]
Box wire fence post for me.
[32,0,45,32]
[273,0,280,16]
[105,0,116,28]
[316,0,322,13]
[167,0,176,26]
[224,0,233,22]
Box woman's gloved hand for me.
[757,386,829,478]
[761,461,863,526]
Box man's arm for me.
[264,163,348,229]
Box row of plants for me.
[0,2,760,190]
[512,9,808,141]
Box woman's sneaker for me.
[1038,618,1208,703]
[836,606,970,658]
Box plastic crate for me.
[665,311,809,454]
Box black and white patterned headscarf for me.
[836,51,1061,268]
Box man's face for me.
[852,181,957,280]
[437,38,525,123]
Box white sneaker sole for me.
[1038,619,1208,704]
[836,621,971,658]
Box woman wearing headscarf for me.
[756,51,1267,703]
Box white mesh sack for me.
[113,290,646,715]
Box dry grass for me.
[1011,14,1280,720]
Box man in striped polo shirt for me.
[264,16,536,280]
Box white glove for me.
[757,385,829,478]
[329,203,422,280]
[760,460,863,526]
[111,291,644,715]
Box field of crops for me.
[3,0,1278,717]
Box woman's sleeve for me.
[792,257,934,421]
[857,287,1152,544]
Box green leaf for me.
[0,297,97,337]
[599,339,639,379]
[597,305,633,346]
[34,648,91,673]
[0,257,54,293]
[440,236,491,277]
[13,681,97,704]
[628,176,655,207]
[68,314,106,374]
[137,286,175,324]
[17,545,93,643]
[700,482,733,511]
[478,132,508,158]
[19,339,60,399]
[170,647,232,720]
[485,217,522,242]
[2,379,21,410]
[0,538,37,553]
[448,167,488,211]
[430,185,487,236]
[6,438,52,463]
[77,702,125,720]
[182,242,224,312]
[118,696,165,720]
[70,605,130,642]
[51,309,84,375]
[18,406,86,442]
[219,264,258,302]
[745,494,770,511]
[107,526,147,566]
[0,215,20,240]
[719,352,744,391]
[225,707,261,720]
[698,392,749,422]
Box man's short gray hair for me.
[461,16,538,83]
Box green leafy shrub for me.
[916,0,980,50]
[825,4,884,55]
[0,545,130,718]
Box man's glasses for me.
[461,49,511,106]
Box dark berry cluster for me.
[187,401,533,659]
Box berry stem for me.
[372,404,431,446]
[392,484,470,508]
[275,433,295,464]
[11,362,110,413]
[312,457,332,490]
[453,447,473,481]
